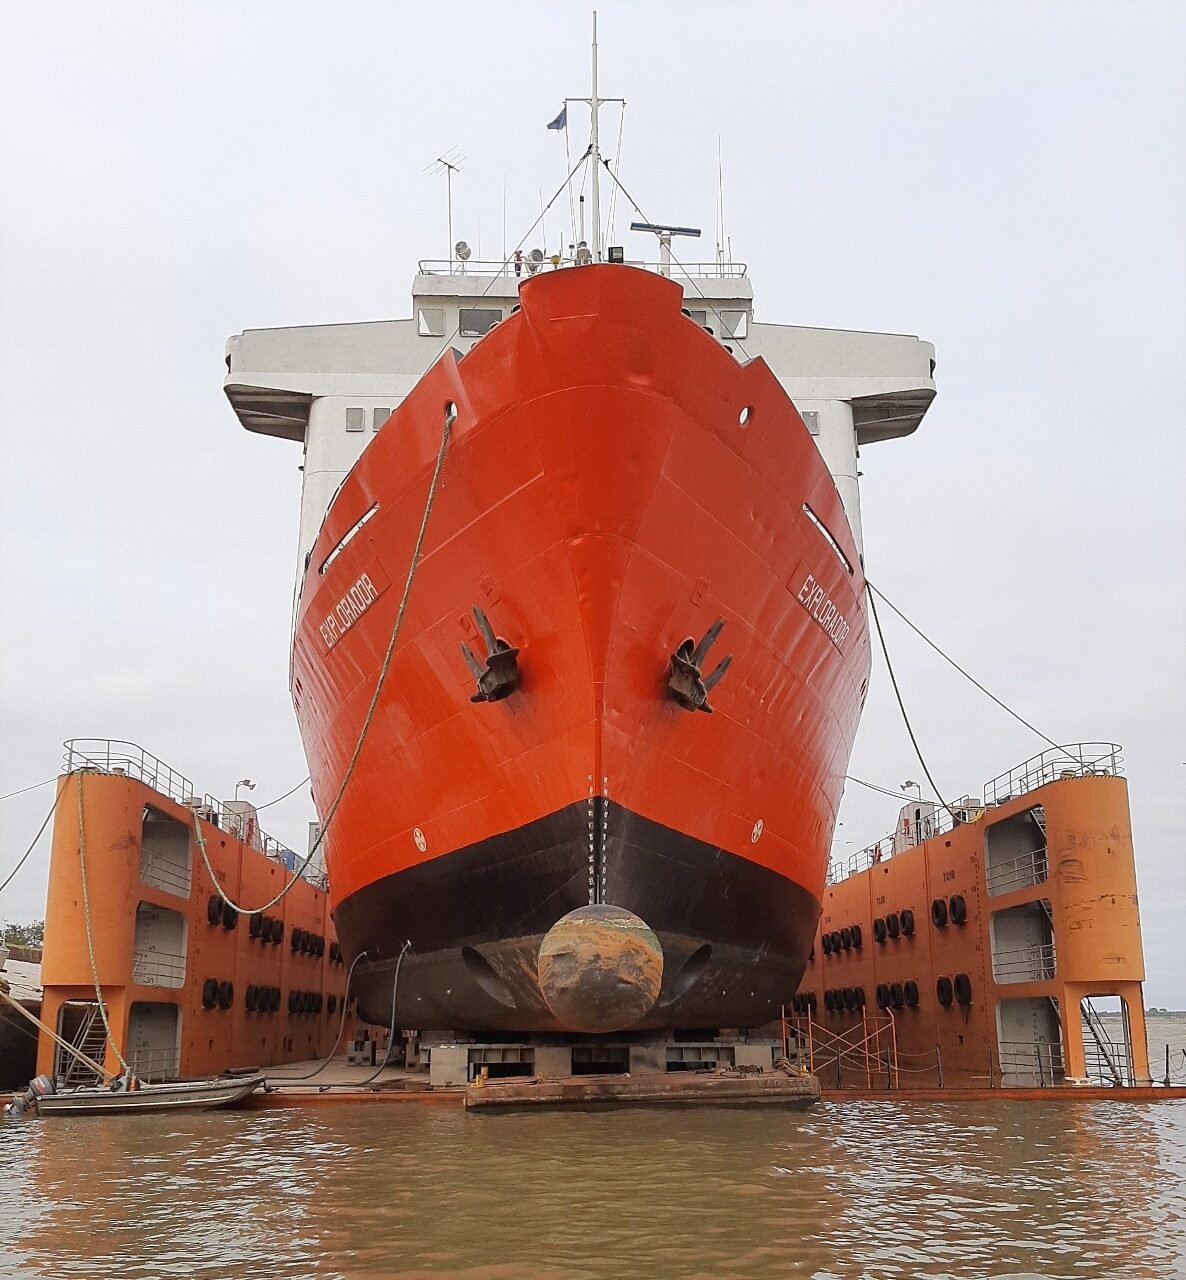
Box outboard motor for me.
[4,1073,55,1119]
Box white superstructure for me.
[225,259,935,582]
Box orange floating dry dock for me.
[37,749,354,1085]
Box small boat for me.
[26,1072,264,1118]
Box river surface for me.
[3,1093,1185,1280]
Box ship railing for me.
[65,739,196,807]
[131,949,187,989]
[62,738,328,892]
[991,943,1058,984]
[997,1038,1065,1087]
[985,846,1050,896]
[139,851,193,899]
[128,1045,181,1083]
[415,258,749,280]
[983,743,1123,806]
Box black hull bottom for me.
[334,802,820,1033]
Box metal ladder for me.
[1080,996,1126,1085]
[60,1005,108,1086]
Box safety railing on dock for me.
[996,1039,1065,1086]
[63,739,327,890]
[985,845,1050,895]
[982,743,1123,806]
[131,949,186,989]
[830,744,1123,885]
[991,942,1058,984]
[129,1045,180,1083]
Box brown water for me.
[3,1098,1185,1279]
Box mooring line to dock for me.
[866,580,1062,750]
[865,584,959,822]
[0,775,57,803]
[0,780,67,896]
[193,398,456,917]
[263,949,369,1083]
[356,940,412,1086]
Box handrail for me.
[985,846,1049,896]
[983,743,1123,805]
[992,942,1058,983]
[415,258,749,280]
[832,743,1123,884]
[62,739,327,891]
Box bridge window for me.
[720,310,749,339]
[417,307,445,337]
[372,407,391,432]
[345,407,365,433]
[459,307,502,338]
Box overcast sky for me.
[2,2,1183,1007]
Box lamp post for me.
[235,778,255,804]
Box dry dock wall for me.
[38,772,350,1081]
[793,774,1150,1087]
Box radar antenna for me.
[629,221,702,278]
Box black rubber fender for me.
[221,904,238,932]
[851,924,863,950]
[822,932,834,955]
[288,990,299,1015]
[206,894,223,927]
[949,894,968,926]
[954,972,973,1006]
[249,913,263,940]
[216,980,233,1011]
[904,979,920,1008]
[936,976,954,1007]
[873,917,888,944]
[840,927,853,951]
[245,984,258,1013]
[886,912,901,940]
[201,978,218,1010]
[899,908,916,937]
[890,982,905,1009]
[291,927,305,953]
[876,983,891,1009]
[931,898,949,928]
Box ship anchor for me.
[667,618,733,713]
[460,606,521,703]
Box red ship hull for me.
[292,266,869,1032]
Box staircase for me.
[1080,997,1127,1086]
[58,1005,107,1086]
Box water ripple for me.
[1,1100,1184,1278]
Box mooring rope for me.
[192,398,455,916]
[262,949,369,1083]
[358,940,412,1086]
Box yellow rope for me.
[76,770,129,1075]
[194,400,456,914]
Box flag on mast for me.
[546,105,567,131]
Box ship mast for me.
[572,11,622,263]
[589,12,601,262]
